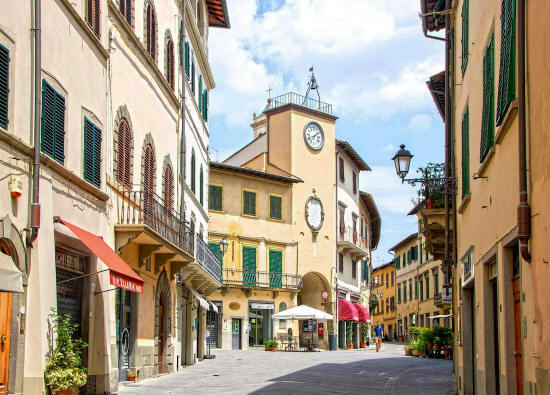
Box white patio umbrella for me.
[272,305,333,320]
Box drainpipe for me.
[27,0,41,247]
[517,0,531,262]
[334,151,339,347]
[443,0,452,290]
[180,2,187,222]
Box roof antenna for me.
[303,66,321,108]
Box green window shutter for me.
[407,249,412,263]
[184,41,190,77]
[496,0,516,125]
[191,52,195,95]
[203,89,208,121]
[269,195,282,220]
[415,280,418,298]
[41,80,65,164]
[199,166,204,205]
[398,287,401,303]
[190,152,195,193]
[208,185,222,211]
[409,282,412,300]
[403,284,407,302]
[461,0,469,75]
[243,190,256,216]
[269,250,282,288]
[208,242,222,264]
[402,253,406,267]
[0,44,9,129]
[462,108,470,197]
[198,75,202,112]
[243,247,256,286]
[480,35,495,162]
[179,21,183,66]
[412,246,418,261]
[395,256,400,269]
[83,117,102,188]
[420,242,423,264]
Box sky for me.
[207,0,445,267]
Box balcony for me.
[221,269,302,292]
[434,289,452,307]
[420,208,453,262]
[337,226,369,258]
[266,92,333,115]
[114,189,220,294]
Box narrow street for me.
[119,343,456,394]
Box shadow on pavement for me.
[250,356,456,395]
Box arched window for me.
[119,0,134,27]
[145,1,157,61]
[279,302,287,329]
[199,165,203,205]
[143,144,156,218]
[165,34,175,90]
[279,302,287,312]
[190,150,196,194]
[86,0,101,39]
[117,118,132,188]
[163,163,174,212]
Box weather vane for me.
[303,66,321,107]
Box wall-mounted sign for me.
[229,302,240,310]
[305,194,324,233]
[321,290,329,301]
[461,248,474,287]
[250,303,274,310]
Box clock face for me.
[304,122,324,151]
[306,197,324,230]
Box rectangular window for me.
[385,273,388,288]
[0,44,9,129]
[403,253,407,268]
[242,190,256,216]
[390,296,395,312]
[415,280,418,299]
[496,0,517,126]
[86,0,101,39]
[409,281,412,300]
[339,157,345,182]
[41,80,66,164]
[391,271,394,286]
[434,271,439,294]
[398,286,401,303]
[420,280,424,302]
[426,273,430,299]
[461,0,469,74]
[480,35,495,162]
[269,195,282,220]
[83,117,102,188]
[338,253,343,273]
[395,256,401,269]
[242,246,257,286]
[202,89,208,121]
[403,283,407,302]
[352,171,357,194]
[269,250,283,288]
[462,108,470,197]
[208,185,223,211]
[184,41,190,78]
[352,260,357,279]
[198,75,202,112]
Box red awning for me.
[353,303,371,323]
[338,299,359,321]
[57,219,143,293]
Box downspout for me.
[517,0,531,262]
[334,151,339,348]
[27,0,41,247]
[443,0,452,291]
[180,1,187,222]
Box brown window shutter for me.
[94,0,101,38]
[144,144,156,217]
[164,164,173,212]
[117,119,132,188]
[339,157,344,182]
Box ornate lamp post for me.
[219,237,229,257]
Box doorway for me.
[490,278,500,394]
[231,319,241,350]
[0,292,11,394]
[116,289,132,381]
[463,286,476,395]
[158,294,165,372]
[248,305,272,346]
[513,276,523,395]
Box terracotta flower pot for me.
[433,344,440,350]
[52,389,78,395]
[426,199,435,209]
[360,342,366,348]
[405,347,412,356]
[128,376,136,381]
[265,346,278,351]
[399,336,403,342]
[346,344,353,349]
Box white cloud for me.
[406,113,433,133]
[381,143,396,153]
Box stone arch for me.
[113,104,134,188]
[298,271,331,312]
[155,270,172,373]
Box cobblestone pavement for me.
[118,343,456,394]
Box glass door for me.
[116,289,132,381]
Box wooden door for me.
[0,292,12,394]
[158,295,164,372]
[513,277,523,395]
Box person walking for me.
[374,321,384,352]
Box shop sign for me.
[250,303,274,310]
[321,289,329,301]
[110,272,143,293]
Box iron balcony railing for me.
[434,290,452,306]
[195,235,222,283]
[339,226,369,251]
[117,189,194,257]
[266,92,333,115]
[222,269,303,290]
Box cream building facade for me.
[0,0,229,393]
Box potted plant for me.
[264,339,278,351]
[433,336,441,350]
[404,345,413,356]
[424,329,435,349]
[416,163,446,210]
[44,311,87,395]
[127,369,137,382]
[360,323,369,348]
[346,322,353,349]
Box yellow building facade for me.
[371,261,396,340]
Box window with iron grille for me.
[480,35,495,162]
[83,117,102,188]
[117,118,132,188]
[165,36,175,90]
[496,0,516,126]
[86,0,101,39]
[269,195,282,220]
[461,0,469,74]
[163,164,174,212]
[190,150,195,193]
[462,107,470,197]
[199,165,204,206]
[119,0,134,28]
[339,157,344,182]
[209,185,222,211]
[41,80,66,164]
[242,190,256,216]
[0,44,9,129]
[145,1,157,61]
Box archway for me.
[298,272,332,349]
[155,271,171,374]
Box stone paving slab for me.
[118,343,456,394]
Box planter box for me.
[346,344,353,349]
[264,346,278,351]
[360,342,367,348]
[51,389,78,395]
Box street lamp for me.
[392,144,413,181]
[219,237,229,257]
